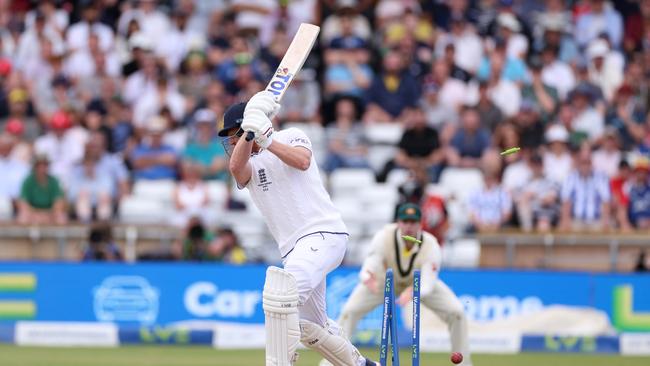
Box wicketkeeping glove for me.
[241,109,274,149]
[245,91,281,120]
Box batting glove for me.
[241,109,274,149]
[245,91,281,120]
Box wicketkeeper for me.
[334,203,472,365]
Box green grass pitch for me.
[1,345,649,366]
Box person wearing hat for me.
[34,110,87,186]
[220,92,381,366]
[17,154,67,225]
[543,124,573,184]
[182,109,228,181]
[569,81,605,143]
[331,203,472,366]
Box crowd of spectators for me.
[0,0,649,243]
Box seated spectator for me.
[475,81,503,133]
[133,73,186,129]
[34,110,88,186]
[323,98,370,173]
[85,132,130,200]
[569,83,605,143]
[534,11,579,65]
[625,158,650,230]
[4,118,33,165]
[605,84,646,151]
[17,154,67,225]
[171,161,210,228]
[585,38,624,102]
[480,51,522,117]
[592,129,622,178]
[477,39,528,84]
[81,223,123,262]
[419,77,458,131]
[574,0,623,49]
[513,100,545,149]
[427,59,468,113]
[182,109,228,180]
[323,15,373,100]
[0,134,29,204]
[515,153,560,232]
[363,49,420,123]
[559,149,611,231]
[130,116,178,180]
[543,124,573,184]
[539,45,574,100]
[2,88,41,142]
[211,227,247,264]
[377,108,442,182]
[434,14,483,75]
[522,57,559,123]
[468,151,512,232]
[67,152,113,223]
[610,160,632,231]
[496,12,528,60]
[447,106,491,168]
[502,146,531,196]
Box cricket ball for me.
[450,352,463,364]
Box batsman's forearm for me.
[267,141,311,171]
[229,138,253,186]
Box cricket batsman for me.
[332,203,472,365]
[219,91,380,366]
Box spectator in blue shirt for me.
[574,0,623,49]
[130,116,178,180]
[559,149,611,231]
[627,159,650,229]
[182,109,228,181]
[323,35,373,100]
[448,106,491,168]
[362,49,420,123]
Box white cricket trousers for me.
[282,232,347,326]
[339,279,472,365]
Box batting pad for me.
[300,319,363,366]
[263,266,300,366]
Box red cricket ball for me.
[450,352,463,364]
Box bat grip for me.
[245,131,255,142]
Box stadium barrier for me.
[0,263,648,355]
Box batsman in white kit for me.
[219,91,380,366]
[331,203,473,366]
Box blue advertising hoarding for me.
[0,263,649,334]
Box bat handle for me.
[245,131,255,142]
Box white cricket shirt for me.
[245,128,347,257]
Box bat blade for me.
[245,23,320,141]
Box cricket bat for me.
[245,23,320,141]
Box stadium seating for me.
[118,196,171,224]
[132,180,176,203]
[363,123,404,145]
[0,197,11,221]
[329,168,376,198]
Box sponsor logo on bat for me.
[266,66,293,96]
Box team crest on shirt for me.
[257,168,272,191]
